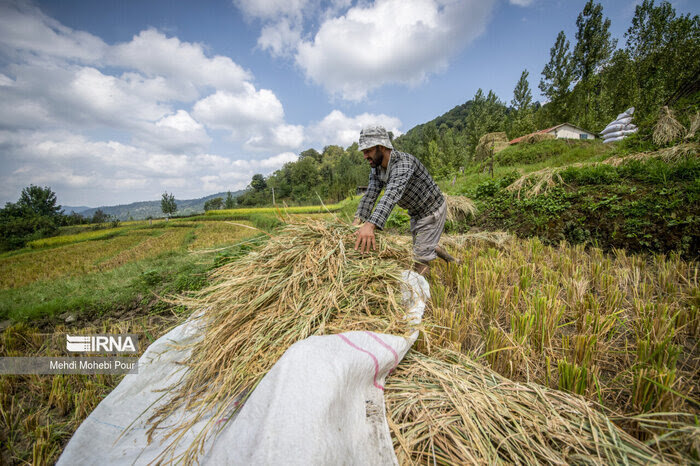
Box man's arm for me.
[354,169,383,223]
[367,156,413,229]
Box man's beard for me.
[369,147,383,167]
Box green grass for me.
[442,139,616,196]
[27,226,130,248]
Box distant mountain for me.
[62,205,92,214]
[397,101,475,141]
[77,191,245,221]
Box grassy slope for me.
[439,138,699,259]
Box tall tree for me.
[510,70,536,138]
[539,31,574,123]
[18,185,62,219]
[572,1,616,127]
[624,1,700,114]
[250,174,267,192]
[225,191,235,209]
[161,192,177,220]
[464,89,507,157]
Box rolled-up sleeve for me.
[355,169,383,222]
[368,157,413,229]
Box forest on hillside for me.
[237,0,699,206]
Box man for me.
[353,125,456,275]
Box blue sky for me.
[0,0,696,207]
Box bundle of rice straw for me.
[506,166,568,198]
[442,231,513,249]
[444,195,477,222]
[653,106,685,146]
[684,111,699,140]
[386,350,661,465]
[147,218,412,463]
[475,132,509,161]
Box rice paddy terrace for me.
[1,140,699,464]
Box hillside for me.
[75,190,244,221]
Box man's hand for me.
[352,217,362,226]
[354,222,376,253]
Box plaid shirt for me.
[355,150,444,229]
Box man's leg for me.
[413,261,430,276]
[435,245,459,264]
[411,202,448,276]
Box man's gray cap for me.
[358,126,393,151]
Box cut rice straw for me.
[444,195,478,222]
[387,349,662,465]
[653,106,686,146]
[145,218,413,464]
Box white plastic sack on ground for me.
[608,116,633,127]
[58,270,429,465]
[616,107,635,120]
[601,123,636,136]
[602,107,636,142]
[602,128,638,140]
[604,136,625,143]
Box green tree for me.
[225,191,236,209]
[161,192,177,219]
[299,148,322,162]
[539,30,574,123]
[204,197,224,211]
[18,185,62,219]
[510,70,536,138]
[91,209,109,224]
[624,1,700,115]
[250,174,267,192]
[572,1,616,127]
[464,89,507,157]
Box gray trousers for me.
[410,200,447,264]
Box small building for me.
[509,123,596,144]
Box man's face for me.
[363,146,383,168]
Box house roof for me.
[508,123,595,144]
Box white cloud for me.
[0,0,107,62]
[193,85,284,131]
[295,0,495,100]
[259,152,298,168]
[509,0,534,6]
[307,110,402,148]
[258,19,302,57]
[234,0,308,20]
[0,130,303,205]
[108,29,252,96]
[192,86,304,152]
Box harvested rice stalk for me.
[444,195,477,222]
[653,106,685,146]
[685,112,699,140]
[147,218,413,464]
[442,231,514,249]
[506,166,569,198]
[386,350,662,465]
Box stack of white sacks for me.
[601,107,637,143]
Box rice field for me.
[137,218,698,464]
[2,215,698,464]
[187,220,257,250]
[0,232,151,289]
[204,198,352,216]
[27,226,129,249]
[0,221,260,290]
[0,316,179,465]
[427,235,699,450]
